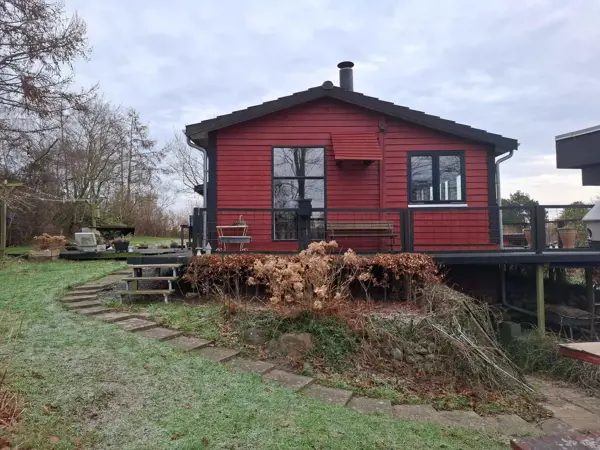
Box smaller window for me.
[409,152,465,203]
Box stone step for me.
[347,396,392,416]
[225,358,275,375]
[393,404,439,422]
[122,276,179,281]
[66,287,104,294]
[166,335,212,351]
[95,311,135,323]
[301,384,353,406]
[137,327,182,341]
[63,294,98,302]
[77,306,114,316]
[198,346,240,362]
[115,318,158,332]
[65,300,102,310]
[262,369,314,392]
[118,290,174,295]
[73,284,112,291]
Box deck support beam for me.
[536,264,545,334]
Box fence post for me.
[533,205,546,254]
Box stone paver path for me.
[199,346,240,362]
[63,294,98,302]
[95,311,134,323]
[65,300,102,309]
[302,384,353,406]
[167,335,212,351]
[528,377,600,434]
[138,327,183,341]
[115,318,158,332]
[226,358,275,374]
[263,369,314,391]
[348,397,393,415]
[59,271,600,442]
[393,404,440,421]
[78,306,113,316]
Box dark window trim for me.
[407,151,466,204]
[272,146,327,241]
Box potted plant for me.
[558,227,578,249]
[112,237,130,253]
[30,234,69,260]
[232,215,247,226]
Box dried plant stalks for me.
[0,389,23,429]
[0,314,24,430]
[419,283,533,393]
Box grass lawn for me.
[129,236,177,246]
[0,260,505,450]
[5,245,31,255]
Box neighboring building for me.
[185,62,519,253]
[556,125,600,186]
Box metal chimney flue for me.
[337,61,354,91]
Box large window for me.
[273,147,325,241]
[408,152,465,203]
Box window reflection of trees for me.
[411,156,433,201]
[410,153,464,202]
[273,147,325,240]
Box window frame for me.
[271,146,326,241]
[407,151,466,204]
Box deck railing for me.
[189,204,594,254]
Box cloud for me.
[65,0,600,205]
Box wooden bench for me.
[327,221,396,250]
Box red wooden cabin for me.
[185,62,519,253]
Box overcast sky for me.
[65,0,600,205]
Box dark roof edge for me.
[186,85,519,154]
[556,124,600,141]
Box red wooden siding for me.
[216,97,494,252]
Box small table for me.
[558,342,600,365]
[216,225,252,251]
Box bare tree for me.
[164,132,205,195]
[0,0,92,143]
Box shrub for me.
[184,242,441,315]
[31,234,68,250]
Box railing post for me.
[490,205,500,245]
[533,205,546,254]
[406,209,414,252]
[190,208,207,251]
[400,209,413,253]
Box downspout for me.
[495,147,515,309]
[185,135,209,251]
[495,148,515,250]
